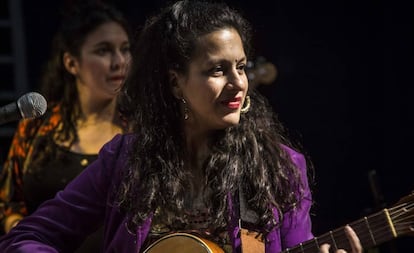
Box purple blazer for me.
[0,134,313,253]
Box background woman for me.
[0,1,130,252]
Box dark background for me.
[2,0,414,251]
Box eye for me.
[209,65,224,76]
[237,63,246,73]
[121,45,130,55]
[95,47,111,56]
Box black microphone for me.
[0,92,47,125]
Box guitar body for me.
[142,233,224,253]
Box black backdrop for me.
[6,0,414,251]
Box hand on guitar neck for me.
[319,225,362,253]
[282,192,414,253]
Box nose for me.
[226,68,246,90]
[111,50,129,71]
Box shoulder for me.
[100,133,135,154]
[82,134,135,187]
[280,144,306,171]
[46,104,63,125]
[19,104,62,137]
[97,133,135,168]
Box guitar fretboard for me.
[281,208,397,253]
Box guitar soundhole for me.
[143,233,221,253]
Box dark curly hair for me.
[118,0,311,233]
[28,1,130,173]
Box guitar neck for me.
[281,208,398,253]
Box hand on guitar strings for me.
[319,225,363,253]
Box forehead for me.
[83,21,128,46]
[192,28,245,62]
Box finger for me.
[344,225,363,253]
[319,243,330,253]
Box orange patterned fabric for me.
[0,105,61,233]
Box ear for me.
[63,52,79,76]
[169,70,182,99]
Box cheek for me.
[181,75,221,107]
[90,59,107,73]
[81,58,108,76]
[190,84,219,105]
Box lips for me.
[108,76,125,82]
[221,96,242,109]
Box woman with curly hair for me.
[0,1,361,252]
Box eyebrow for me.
[235,57,247,63]
[205,56,247,65]
[92,40,130,48]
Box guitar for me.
[142,232,224,253]
[143,192,414,253]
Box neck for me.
[77,95,118,126]
[76,79,120,119]
[184,127,211,171]
[184,130,211,201]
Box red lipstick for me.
[108,75,125,82]
[221,97,242,109]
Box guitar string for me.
[280,201,413,253]
[326,202,414,248]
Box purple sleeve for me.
[0,134,127,253]
[279,147,314,248]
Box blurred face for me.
[173,28,248,133]
[69,21,130,100]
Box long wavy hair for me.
[118,0,311,233]
[28,1,130,172]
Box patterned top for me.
[146,189,233,252]
[0,105,96,233]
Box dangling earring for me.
[240,96,251,113]
[181,98,189,120]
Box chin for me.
[222,116,241,127]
